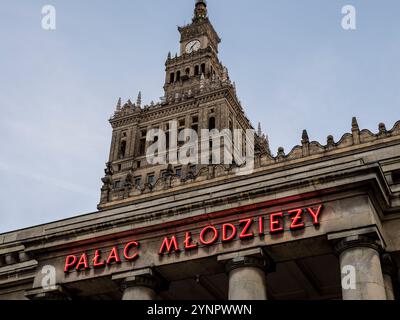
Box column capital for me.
[113,268,168,293]
[218,248,275,273]
[25,285,71,300]
[334,235,383,256]
[225,255,269,273]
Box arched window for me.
[185,68,190,76]
[201,63,206,74]
[119,140,127,159]
[170,72,175,83]
[176,71,181,82]
[194,65,199,75]
[208,117,216,130]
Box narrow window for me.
[209,117,216,130]
[139,139,146,156]
[119,140,127,159]
[170,72,175,83]
[135,177,142,188]
[176,71,181,82]
[191,124,198,133]
[147,174,155,185]
[185,68,190,75]
[195,65,199,75]
[178,129,185,147]
[201,63,206,74]
[166,132,170,149]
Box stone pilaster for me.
[335,235,387,300]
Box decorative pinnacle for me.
[302,129,309,143]
[379,122,387,134]
[257,122,262,136]
[352,117,359,131]
[327,135,334,146]
[116,97,121,111]
[200,73,205,89]
[136,91,142,108]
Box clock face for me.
[186,40,201,53]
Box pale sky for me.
[0,0,399,233]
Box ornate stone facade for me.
[98,0,268,209]
[1,1,400,300]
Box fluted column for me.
[335,235,386,300]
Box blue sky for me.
[0,0,399,233]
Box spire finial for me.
[194,0,207,21]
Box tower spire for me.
[194,0,208,21]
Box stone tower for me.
[98,0,268,209]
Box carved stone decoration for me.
[99,162,114,205]
[379,122,387,136]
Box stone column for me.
[122,276,159,300]
[218,249,272,300]
[381,253,396,300]
[113,268,167,301]
[335,235,387,300]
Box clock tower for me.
[163,0,223,101]
[98,0,270,209]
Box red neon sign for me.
[64,205,323,272]
[159,205,323,254]
[64,241,140,273]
